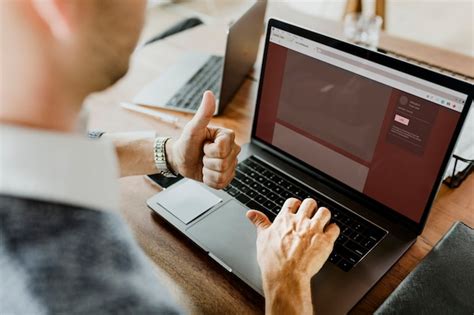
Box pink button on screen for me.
[394,114,410,126]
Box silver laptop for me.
[134,0,267,115]
[147,19,472,314]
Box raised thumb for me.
[246,210,271,232]
[187,91,216,131]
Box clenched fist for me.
[167,91,241,189]
[247,198,340,315]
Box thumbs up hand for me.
[167,91,241,189]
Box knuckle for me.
[215,159,224,171]
[202,156,211,166]
[216,175,226,186]
[221,158,231,171]
[217,145,227,158]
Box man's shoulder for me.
[0,194,182,315]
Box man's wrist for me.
[263,275,313,315]
[164,138,179,175]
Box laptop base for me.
[147,142,417,314]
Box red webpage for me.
[256,43,461,222]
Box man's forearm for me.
[103,132,158,177]
[263,277,313,315]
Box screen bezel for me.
[251,18,473,235]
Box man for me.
[0,1,339,314]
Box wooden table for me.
[87,2,474,314]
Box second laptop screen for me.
[255,27,467,223]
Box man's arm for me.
[103,91,240,189]
[102,131,157,177]
[247,198,340,315]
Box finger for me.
[202,165,236,189]
[203,129,235,158]
[280,198,301,214]
[203,144,240,172]
[246,210,271,234]
[186,91,216,132]
[324,223,340,243]
[296,198,317,219]
[311,207,331,231]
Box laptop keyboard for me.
[166,55,223,111]
[223,156,387,272]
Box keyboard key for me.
[264,181,276,190]
[231,179,244,190]
[243,177,253,185]
[336,234,348,244]
[363,238,376,249]
[367,228,386,242]
[329,252,341,264]
[235,171,246,181]
[245,190,257,198]
[262,170,273,177]
[266,192,278,200]
[289,186,304,197]
[342,226,353,236]
[343,216,354,225]
[280,190,292,199]
[345,240,368,256]
[253,165,265,173]
[257,186,269,196]
[335,244,361,265]
[275,197,285,206]
[255,194,267,204]
[272,205,282,214]
[274,177,285,185]
[352,233,364,242]
[263,200,277,210]
[239,185,250,194]
[337,259,354,272]
[250,182,262,190]
[227,187,239,197]
[281,180,292,190]
[273,186,284,194]
[354,223,366,232]
[236,194,250,204]
[246,200,261,210]
[237,164,250,173]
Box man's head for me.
[0,0,146,130]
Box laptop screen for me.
[254,26,470,223]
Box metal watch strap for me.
[154,137,177,177]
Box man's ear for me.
[31,0,73,40]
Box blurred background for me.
[147,0,473,58]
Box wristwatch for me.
[154,136,178,177]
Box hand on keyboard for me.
[247,198,340,315]
[167,91,240,189]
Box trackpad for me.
[187,200,262,291]
[154,179,222,224]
